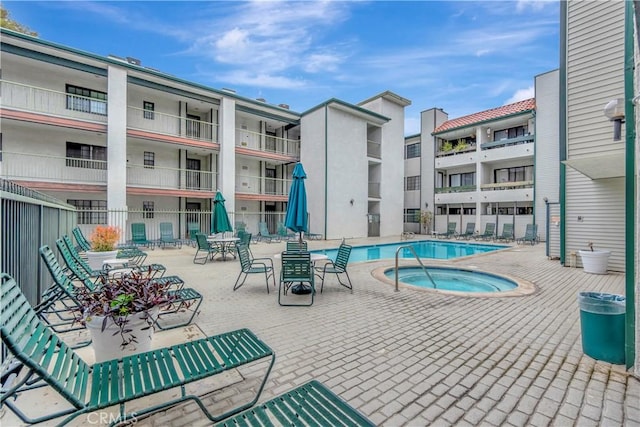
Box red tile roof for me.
[433,98,535,134]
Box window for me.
[405,143,420,159]
[67,199,107,224]
[461,172,475,186]
[463,207,476,215]
[493,165,533,183]
[143,151,155,169]
[66,142,107,169]
[493,125,527,141]
[65,84,107,115]
[404,208,420,223]
[143,101,155,120]
[143,201,154,219]
[449,207,461,215]
[405,176,420,191]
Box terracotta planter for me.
[85,250,119,271]
[578,250,611,275]
[86,308,157,362]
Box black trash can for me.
[578,292,625,364]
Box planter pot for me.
[86,308,157,362]
[85,250,119,271]
[578,250,611,275]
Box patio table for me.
[207,236,240,261]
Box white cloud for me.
[505,86,535,104]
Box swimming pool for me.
[312,240,507,263]
[384,266,517,292]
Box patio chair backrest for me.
[286,241,308,252]
[258,222,270,235]
[447,222,457,233]
[72,226,91,251]
[0,273,90,408]
[55,238,99,286]
[464,223,475,234]
[237,244,254,270]
[501,223,514,238]
[39,245,84,294]
[281,252,313,282]
[238,231,252,247]
[195,233,210,250]
[334,244,353,272]
[484,223,496,236]
[131,223,148,241]
[160,222,175,239]
[525,224,537,238]
[188,222,200,238]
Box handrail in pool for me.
[395,245,438,291]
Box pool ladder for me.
[395,245,438,292]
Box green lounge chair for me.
[438,222,458,239]
[456,222,476,240]
[187,221,201,247]
[475,223,496,241]
[277,222,297,241]
[279,251,315,306]
[314,243,353,294]
[158,222,182,249]
[258,221,280,243]
[233,244,275,293]
[516,224,539,245]
[0,273,274,426]
[495,223,514,242]
[130,222,155,249]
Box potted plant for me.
[419,210,434,235]
[74,271,184,362]
[578,242,611,275]
[86,225,121,270]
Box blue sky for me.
[5,1,559,135]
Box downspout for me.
[531,111,536,226]
[324,104,328,239]
[623,0,636,370]
[559,1,568,266]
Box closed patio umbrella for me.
[211,191,233,235]
[284,162,308,243]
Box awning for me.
[562,152,625,180]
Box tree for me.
[1,6,38,36]
[419,210,433,234]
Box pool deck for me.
[3,236,639,426]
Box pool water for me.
[313,240,506,263]
[384,266,517,293]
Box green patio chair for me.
[286,240,308,252]
[277,222,296,241]
[130,222,155,249]
[456,222,476,240]
[193,233,219,264]
[187,221,201,247]
[233,244,275,293]
[258,221,280,243]
[438,222,458,239]
[495,223,514,242]
[516,224,539,245]
[474,223,496,241]
[0,273,274,426]
[158,222,182,249]
[72,226,91,252]
[279,251,315,306]
[314,243,353,294]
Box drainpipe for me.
[324,104,328,239]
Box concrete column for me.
[107,65,128,235]
[218,97,236,213]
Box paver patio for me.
[2,237,638,426]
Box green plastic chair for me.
[187,221,200,247]
[495,223,514,242]
[193,233,218,264]
[158,222,182,249]
[314,243,353,293]
[233,244,275,293]
[277,222,296,241]
[517,224,539,245]
[286,240,308,252]
[475,223,496,241]
[258,221,280,243]
[438,222,458,239]
[456,222,475,240]
[130,222,155,249]
[279,251,315,306]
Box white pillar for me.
[218,97,236,214]
[107,65,128,237]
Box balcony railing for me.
[128,106,218,143]
[368,182,381,198]
[436,144,476,158]
[480,180,533,191]
[235,174,292,196]
[435,185,476,194]
[0,151,107,184]
[235,129,300,158]
[367,141,381,159]
[1,80,108,122]
[481,134,534,150]
[127,163,216,192]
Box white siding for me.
[565,1,626,271]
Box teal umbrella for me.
[284,162,308,242]
[211,191,233,235]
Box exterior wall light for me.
[603,98,625,141]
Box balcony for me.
[480,135,534,163]
[480,181,534,203]
[435,149,477,169]
[127,107,217,144]
[480,180,533,191]
[235,174,292,197]
[127,163,216,192]
[1,80,108,123]
[0,151,107,184]
[368,182,381,198]
[236,129,299,159]
[367,141,381,159]
[435,185,476,194]
[481,134,534,150]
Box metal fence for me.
[1,179,77,305]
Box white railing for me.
[127,163,216,191]
[0,151,107,183]
[367,141,381,159]
[235,129,300,157]
[1,80,108,122]
[235,174,292,196]
[127,106,218,143]
[368,182,381,198]
[480,180,534,191]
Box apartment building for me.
[404,71,559,241]
[0,28,408,241]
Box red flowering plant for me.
[90,225,121,252]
